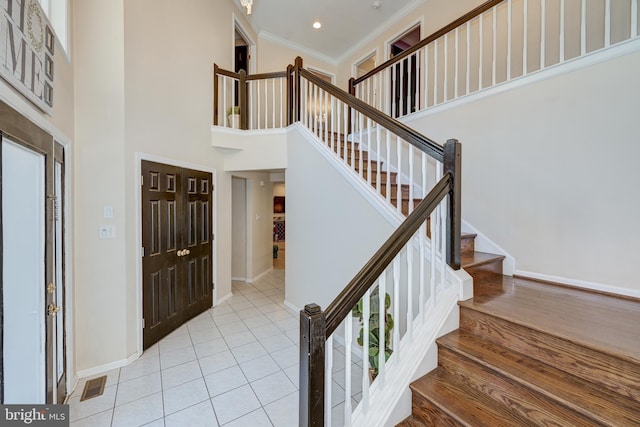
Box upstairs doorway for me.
[389,25,421,117]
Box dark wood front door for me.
[142,161,213,349]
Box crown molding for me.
[259,30,339,66]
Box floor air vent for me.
[80,375,107,401]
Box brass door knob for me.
[47,303,61,316]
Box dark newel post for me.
[239,69,248,130]
[299,303,325,427]
[286,64,294,126]
[444,139,462,269]
[295,56,303,123]
[213,64,219,126]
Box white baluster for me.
[392,257,400,359]
[492,5,497,86]
[632,0,638,38]
[466,21,471,94]
[367,117,372,185]
[313,84,318,136]
[434,39,439,104]
[326,336,333,427]
[438,163,446,293]
[390,66,396,118]
[377,277,387,386]
[396,137,402,214]
[407,235,414,338]
[524,0,529,74]
[222,76,227,127]
[605,0,611,47]
[419,221,426,319]
[344,313,353,427]
[581,0,586,55]
[280,77,284,128]
[560,0,565,62]
[350,105,356,173]
[444,34,449,102]
[424,44,430,107]
[454,27,459,99]
[331,95,335,152]
[358,112,364,178]
[386,130,391,203]
[361,289,370,414]
[272,78,276,128]
[508,0,512,80]
[376,124,381,191]
[541,0,546,69]
[479,13,484,89]
[257,80,261,129]
[343,101,349,166]
[409,145,414,212]
[429,206,436,312]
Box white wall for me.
[285,128,395,310]
[73,0,128,372]
[257,36,338,76]
[72,0,256,372]
[405,49,640,295]
[232,177,248,280]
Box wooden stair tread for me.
[438,330,640,426]
[461,251,505,269]
[409,369,533,427]
[459,276,640,365]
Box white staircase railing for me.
[351,0,640,118]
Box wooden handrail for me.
[247,71,287,81]
[324,172,452,337]
[296,59,444,162]
[353,0,504,86]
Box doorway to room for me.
[389,24,421,117]
[1,101,67,404]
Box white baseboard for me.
[284,299,300,315]
[514,270,640,299]
[231,276,247,282]
[216,292,233,305]
[76,352,139,379]
[248,267,274,283]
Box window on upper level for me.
[38,0,69,59]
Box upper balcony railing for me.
[213,65,288,130]
[351,0,640,119]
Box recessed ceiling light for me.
[313,21,322,29]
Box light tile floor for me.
[69,269,361,426]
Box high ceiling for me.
[236,0,423,63]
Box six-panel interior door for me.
[142,161,213,350]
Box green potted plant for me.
[352,287,394,381]
[227,106,240,128]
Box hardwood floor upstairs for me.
[400,275,640,426]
